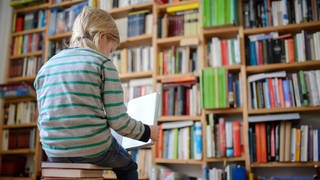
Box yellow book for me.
[159,51,163,75]
[295,128,301,161]
[249,172,254,180]
[166,3,199,13]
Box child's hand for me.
[149,125,159,142]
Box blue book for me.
[264,79,271,108]
[282,78,291,107]
[249,41,257,65]
[263,0,269,27]
[248,127,254,162]
[194,122,202,160]
[235,78,240,107]
[228,73,234,107]
[231,166,246,180]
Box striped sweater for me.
[34,48,150,157]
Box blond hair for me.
[69,7,120,50]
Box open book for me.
[112,92,160,150]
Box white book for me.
[206,125,213,158]
[161,120,194,129]
[292,73,302,107]
[225,121,233,157]
[112,92,160,150]
[290,128,296,162]
[314,129,319,162]
[248,71,286,83]
[248,113,300,123]
[300,125,309,162]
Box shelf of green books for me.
[156,36,199,47]
[204,108,243,115]
[14,2,49,13]
[49,0,86,8]
[157,0,199,11]
[47,32,72,41]
[0,149,35,155]
[158,115,202,122]
[10,51,42,60]
[108,1,153,19]
[119,34,153,49]
[244,21,320,35]
[12,28,46,37]
[203,26,240,39]
[119,71,153,81]
[156,73,198,82]
[246,61,320,74]
[251,162,320,168]
[2,123,37,129]
[155,158,203,165]
[7,76,36,84]
[248,106,320,115]
[206,156,246,163]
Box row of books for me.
[13,10,46,32]
[248,70,320,109]
[206,115,243,158]
[129,149,152,179]
[11,33,44,56]
[4,101,37,125]
[48,38,68,59]
[99,0,151,11]
[0,82,35,98]
[158,10,200,38]
[161,81,201,116]
[48,1,88,35]
[247,31,320,66]
[158,46,199,76]
[115,12,152,41]
[205,165,246,180]
[243,0,320,28]
[249,120,320,163]
[0,155,33,177]
[201,68,243,109]
[2,128,36,150]
[122,78,153,103]
[202,0,238,27]
[9,57,43,78]
[157,121,203,160]
[207,36,241,67]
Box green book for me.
[218,67,227,108]
[190,126,194,159]
[202,0,211,27]
[173,128,179,159]
[201,68,216,109]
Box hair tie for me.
[77,32,91,41]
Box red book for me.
[162,89,169,115]
[163,50,168,75]
[260,123,267,162]
[15,17,24,32]
[268,78,276,108]
[267,0,273,26]
[157,125,163,158]
[257,41,263,65]
[255,123,261,162]
[232,121,241,157]
[219,118,226,157]
[271,123,276,158]
[287,38,295,63]
[221,40,228,66]
[185,88,190,115]
[278,78,285,108]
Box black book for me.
[262,40,268,64]
[243,3,250,28]
[167,87,175,116]
[275,122,280,161]
[249,0,256,28]
[157,16,162,38]
[177,86,186,115]
[266,123,271,162]
[267,38,273,64]
[272,39,283,64]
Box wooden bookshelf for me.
[0,177,33,180]
[7,76,36,83]
[12,28,46,36]
[47,32,72,40]
[251,162,320,168]
[158,115,202,122]
[119,71,153,81]
[0,149,35,155]
[10,51,42,60]
[49,0,86,8]
[204,108,243,115]
[108,2,153,19]
[3,123,37,129]
[14,3,49,13]
[244,21,320,35]
[119,34,153,49]
[206,156,246,163]
[248,106,320,115]
[156,73,198,82]
[203,26,240,39]
[157,0,200,11]
[155,158,203,165]
[246,61,320,74]
[156,36,199,47]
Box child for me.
[34,7,158,180]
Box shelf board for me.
[7,76,36,83]
[158,115,202,122]
[157,0,199,11]
[14,3,49,13]
[203,26,240,39]
[251,162,320,168]
[246,61,320,74]
[0,149,35,155]
[119,34,153,49]
[108,2,153,19]
[3,96,36,103]
[156,73,198,82]
[47,32,72,40]
[0,177,33,180]
[206,156,245,163]
[244,21,320,35]
[157,36,199,47]
[248,106,320,115]
[155,158,202,165]
[12,28,46,36]
[49,0,86,8]
[119,71,153,81]
[10,51,42,60]
[204,108,243,114]
[3,123,37,129]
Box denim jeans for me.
[47,138,138,180]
